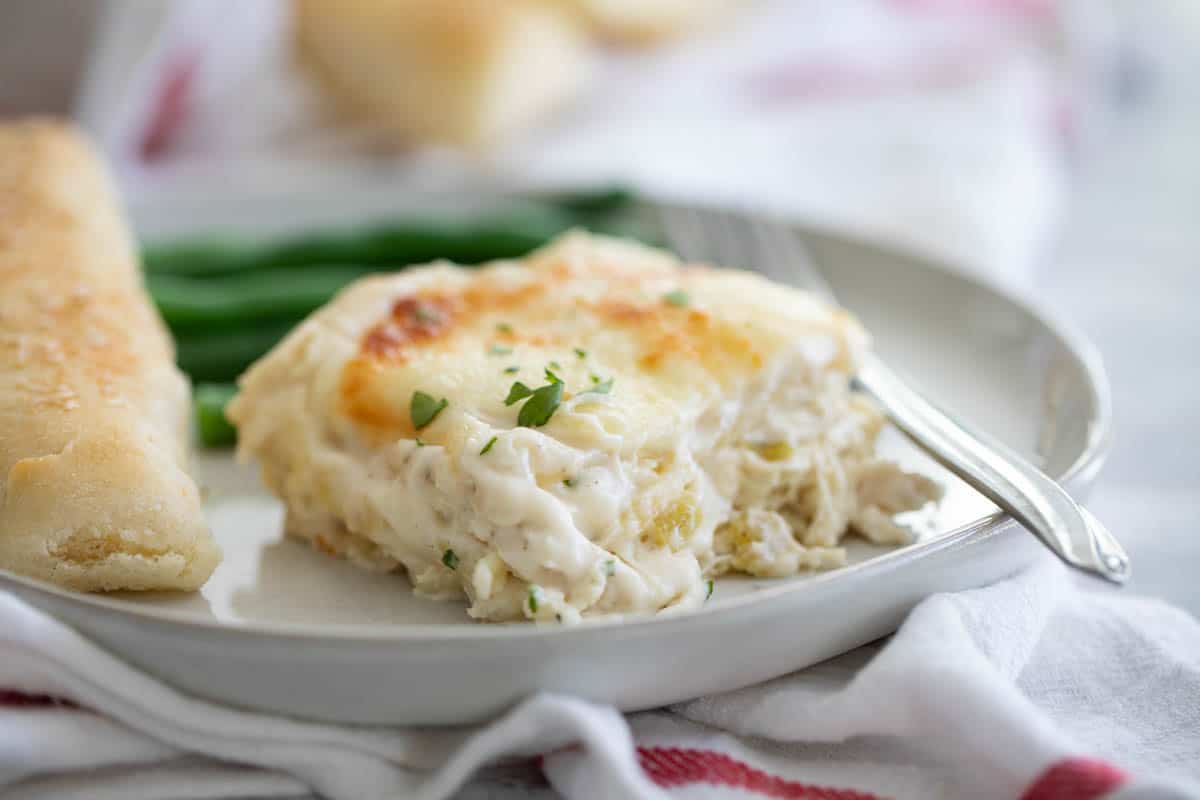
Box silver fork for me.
[659,204,1130,584]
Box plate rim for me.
[0,196,1112,642]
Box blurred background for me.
[2,0,1196,607]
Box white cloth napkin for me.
[4,557,1199,800]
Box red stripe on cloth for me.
[0,690,78,709]
[745,46,998,105]
[1021,758,1127,800]
[139,50,200,162]
[886,0,1055,19]
[637,747,881,800]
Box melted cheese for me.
[228,232,938,622]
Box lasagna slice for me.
[228,232,938,622]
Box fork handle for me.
[856,354,1130,584]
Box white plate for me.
[0,192,1110,725]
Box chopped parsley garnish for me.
[543,366,562,384]
[496,322,513,335]
[662,289,690,307]
[585,376,613,395]
[549,360,563,371]
[517,381,563,427]
[503,366,520,375]
[488,344,513,356]
[528,586,540,613]
[415,438,426,447]
[604,559,616,577]
[410,391,448,429]
[705,579,714,600]
[442,548,459,570]
[574,347,587,359]
[504,382,535,406]
[480,436,497,455]
[563,478,576,488]
[506,367,566,427]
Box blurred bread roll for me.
[565,0,744,43]
[294,0,591,148]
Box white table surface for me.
[1037,0,1200,612]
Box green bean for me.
[546,187,638,216]
[356,218,559,266]
[142,190,651,277]
[149,266,370,330]
[142,240,255,277]
[143,207,578,276]
[194,383,238,448]
[174,321,297,383]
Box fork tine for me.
[660,203,835,299]
[661,205,748,269]
[685,207,725,265]
[710,208,759,271]
[658,205,711,264]
[746,214,836,300]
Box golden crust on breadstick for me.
[0,119,219,591]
